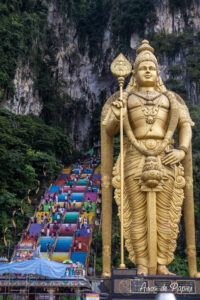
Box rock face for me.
[4,0,200,146]
[46,2,117,146]
[153,0,200,34]
[4,63,42,116]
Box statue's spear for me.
[111,54,132,268]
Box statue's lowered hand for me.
[162,149,185,165]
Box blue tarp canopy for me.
[0,258,67,278]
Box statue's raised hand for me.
[162,149,185,165]
[112,97,127,120]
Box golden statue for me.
[101,40,200,277]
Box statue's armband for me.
[177,103,193,154]
[178,104,194,128]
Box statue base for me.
[111,268,200,299]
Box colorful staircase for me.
[11,156,101,277]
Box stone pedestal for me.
[111,268,200,300]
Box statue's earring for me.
[132,71,138,90]
[133,78,138,90]
[156,74,162,91]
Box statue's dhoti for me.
[112,138,185,267]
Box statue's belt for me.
[124,138,170,151]
[123,140,176,180]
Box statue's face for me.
[136,61,158,87]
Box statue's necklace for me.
[139,93,161,124]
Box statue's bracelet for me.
[178,146,188,153]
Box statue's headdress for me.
[134,40,158,71]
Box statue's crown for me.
[136,40,154,54]
[134,40,158,70]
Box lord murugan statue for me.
[101,40,200,277]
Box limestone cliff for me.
[4,62,42,115]
[153,0,200,34]
[3,0,200,146]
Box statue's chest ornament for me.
[139,95,161,124]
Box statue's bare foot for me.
[137,265,148,276]
[157,265,176,276]
[193,272,200,278]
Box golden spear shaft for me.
[147,190,157,274]
[183,144,200,277]
[119,77,125,269]
[111,54,132,268]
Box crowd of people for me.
[65,262,86,277]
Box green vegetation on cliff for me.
[0,0,48,100]
[67,0,111,58]
[111,0,156,49]
[0,0,88,131]
[66,0,157,55]
[149,31,200,98]
[169,0,192,12]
